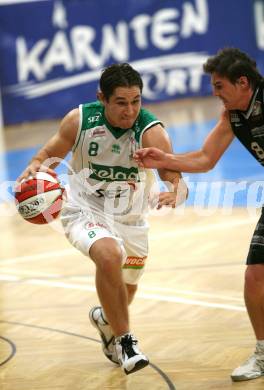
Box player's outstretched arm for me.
[136,111,234,172]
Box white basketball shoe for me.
[231,345,264,381]
[115,333,149,375]
[89,306,119,364]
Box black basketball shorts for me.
[247,207,264,264]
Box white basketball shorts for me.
[60,203,149,285]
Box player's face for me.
[101,86,141,129]
[211,73,251,111]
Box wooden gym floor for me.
[1,97,264,389]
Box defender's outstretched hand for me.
[133,147,168,169]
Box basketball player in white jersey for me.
[18,63,187,375]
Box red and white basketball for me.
[15,171,65,224]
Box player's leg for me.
[112,222,149,374]
[89,237,149,374]
[231,209,264,381]
[61,208,148,373]
[89,237,129,337]
[61,207,127,361]
[244,265,264,340]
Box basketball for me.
[15,171,65,224]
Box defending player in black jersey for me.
[134,48,264,382]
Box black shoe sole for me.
[124,359,149,375]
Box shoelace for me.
[120,335,138,358]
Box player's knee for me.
[90,238,123,272]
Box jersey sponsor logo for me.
[95,188,129,198]
[91,127,106,137]
[111,144,121,154]
[123,256,147,269]
[85,222,107,230]
[89,162,139,182]
[87,114,101,124]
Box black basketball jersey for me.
[230,82,264,166]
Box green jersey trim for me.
[72,101,163,150]
[72,104,84,152]
[102,105,163,140]
[133,108,163,146]
[81,101,104,129]
[72,102,104,152]
[103,115,130,139]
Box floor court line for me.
[0,218,256,266]
[150,218,257,240]
[0,273,246,312]
[0,248,77,265]
[0,268,243,302]
[139,286,243,302]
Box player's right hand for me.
[133,147,168,169]
[17,160,56,183]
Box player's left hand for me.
[156,191,177,209]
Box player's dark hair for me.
[203,48,262,88]
[99,63,143,100]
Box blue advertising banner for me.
[0,0,262,125]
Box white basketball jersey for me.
[67,101,162,223]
